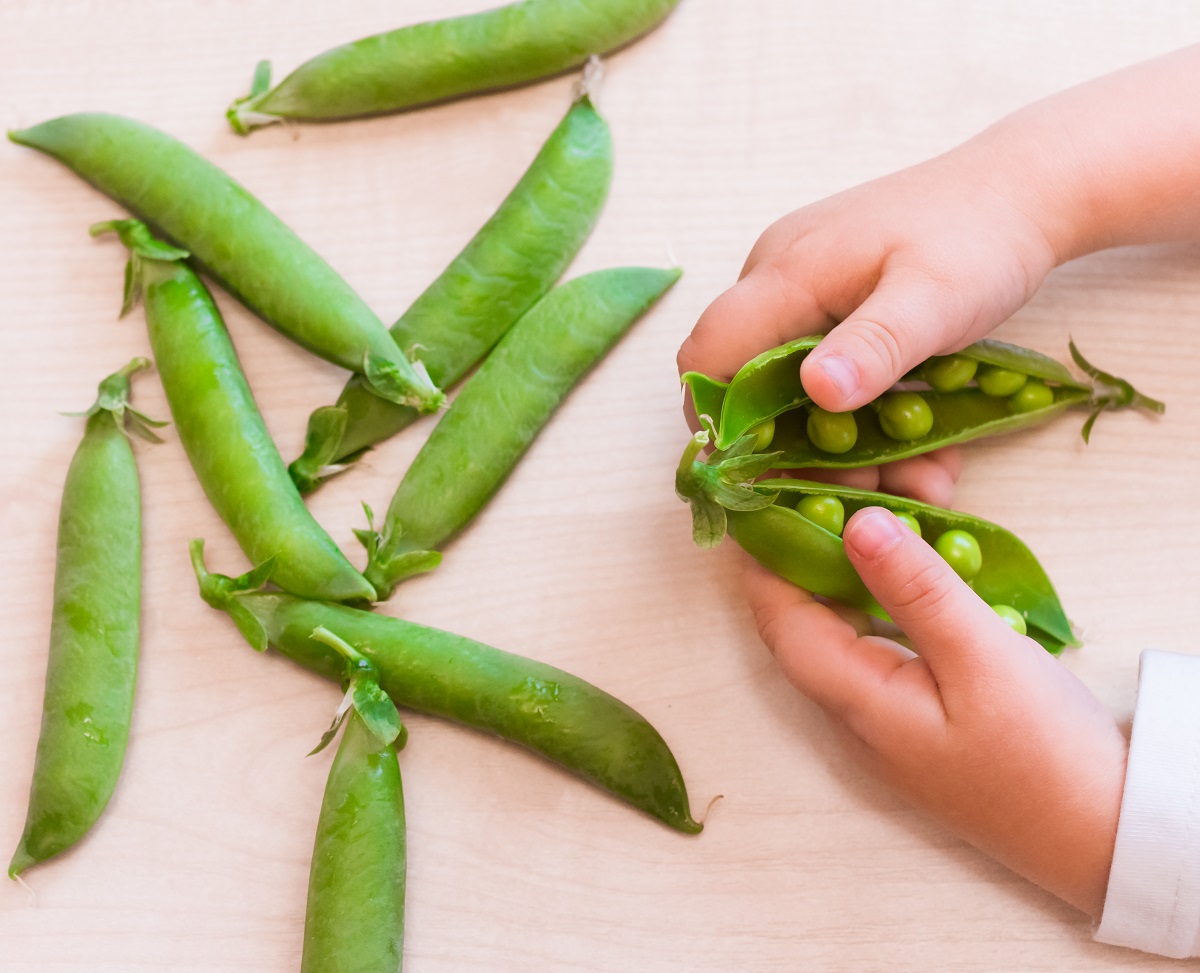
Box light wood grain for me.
[3,2,1199,970]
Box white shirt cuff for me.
[1096,649,1200,958]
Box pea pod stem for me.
[10,361,158,878]
[191,541,701,834]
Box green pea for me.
[289,94,613,494]
[976,364,1028,397]
[1008,380,1055,414]
[991,604,1028,636]
[895,511,922,537]
[748,418,776,452]
[363,266,680,600]
[798,495,845,536]
[877,391,934,442]
[227,1,683,131]
[806,407,858,454]
[924,355,978,392]
[934,529,983,582]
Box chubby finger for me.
[841,506,1021,681]
[799,272,971,411]
[678,266,832,381]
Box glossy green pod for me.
[98,220,375,603]
[10,360,161,877]
[676,435,1079,654]
[227,0,681,131]
[683,336,1163,466]
[289,93,613,494]
[362,266,681,600]
[8,114,442,412]
[192,543,701,834]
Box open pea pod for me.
[682,337,1163,465]
[675,433,1078,654]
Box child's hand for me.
[745,506,1127,917]
[678,151,1060,413]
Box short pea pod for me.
[302,629,406,973]
[289,92,613,494]
[683,336,1164,466]
[676,433,1079,654]
[11,360,163,878]
[227,0,681,131]
[191,542,701,834]
[362,265,681,600]
[8,114,442,413]
[97,220,375,603]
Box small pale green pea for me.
[924,355,978,392]
[976,365,1027,397]
[934,529,982,582]
[991,604,1027,636]
[877,392,934,442]
[798,495,845,536]
[748,418,776,452]
[1008,380,1055,414]
[894,511,922,537]
[805,408,857,454]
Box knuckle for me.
[886,558,957,626]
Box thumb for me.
[841,506,1023,679]
[799,273,971,412]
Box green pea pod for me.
[96,220,375,603]
[683,336,1164,465]
[191,541,701,835]
[302,629,406,973]
[8,114,443,413]
[227,0,681,131]
[10,360,163,878]
[362,265,681,600]
[289,92,613,494]
[676,433,1079,654]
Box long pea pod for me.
[675,433,1079,655]
[227,1,682,132]
[8,114,443,413]
[191,542,701,834]
[97,220,375,603]
[289,91,613,494]
[683,336,1164,465]
[302,630,407,973]
[10,360,163,878]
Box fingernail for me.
[813,355,859,405]
[845,507,904,559]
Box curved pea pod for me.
[683,336,1164,466]
[361,265,681,600]
[8,114,443,413]
[11,360,163,878]
[675,433,1079,654]
[96,220,376,603]
[227,0,681,131]
[289,91,613,494]
[191,542,701,834]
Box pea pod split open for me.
[683,336,1164,467]
[8,113,443,413]
[227,0,682,132]
[191,542,701,834]
[11,360,162,878]
[289,92,614,494]
[676,433,1079,655]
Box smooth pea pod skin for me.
[289,95,613,493]
[8,114,440,411]
[681,335,1158,467]
[727,480,1078,654]
[138,255,375,603]
[365,266,680,598]
[302,710,405,973]
[10,368,146,877]
[229,0,681,130]
[193,565,700,834]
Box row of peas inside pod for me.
[682,336,1165,468]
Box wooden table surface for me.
[3,2,1200,970]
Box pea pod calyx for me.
[674,429,779,548]
[65,355,168,443]
[308,627,405,756]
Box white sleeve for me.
[1095,649,1200,958]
